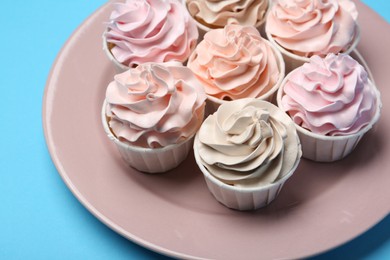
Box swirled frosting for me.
[187,24,280,100]
[197,99,301,188]
[105,0,198,67]
[281,54,379,136]
[266,0,358,57]
[186,0,268,29]
[106,62,206,148]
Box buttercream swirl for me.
[197,99,301,188]
[187,24,280,100]
[186,0,269,29]
[266,0,358,57]
[281,54,378,136]
[105,0,198,67]
[106,62,206,148]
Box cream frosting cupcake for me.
[266,0,360,72]
[277,54,381,162]
[185,0,270,39]
[187,24,284,113]
[103,0,198,72]
[102,62,206,173]
[194,98,302,210]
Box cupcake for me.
[266,0,360,72]
[103,0,198,72]
[187,24,284,113]
[193,98,302,210]
[277,54,382,162]
[185,0,270,39]
[102,62,206,173]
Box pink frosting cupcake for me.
[187,24,284,112]
[266,0,360,72]
[102,62,206,173]
[277,54,381,162]
[103,0,198,72]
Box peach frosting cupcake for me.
[103,0,198,72]
[277,54,381,162]
[187,24,284,112]
[102,62,206,173]
[266,0,360,71]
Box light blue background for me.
[0,1,389,259]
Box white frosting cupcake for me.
[194,98,301,210]
[184,0,270,40]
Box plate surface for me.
[43,1,390,259]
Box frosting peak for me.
[186,0,269,29]
[197,99,301,188]
[106,62,206,148]
[188,24,281,100]
[281,54,379,136]
[105,0,198,67]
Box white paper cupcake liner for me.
[266,26,361,73]
[102,31,130,73]
[204,38,285,115]
[193,135,301,211]
[294,127,366,162]
[277,73,382,162]
[101,101,194,173]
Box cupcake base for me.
[114,135,194,173]
[295,127,365,162]
[202,169,287,210]
[101,101,194,173]
[102,31,130,73]
[193,135,301,211]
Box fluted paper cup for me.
[276,73,382,162]
[266,27,360,73]
[204,38,285,115]
[102,101,194,173]
[193,134,301,211]
[102,31,130,73]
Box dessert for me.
[277,53,381,162]
[194,98,302,210]
[266,0,360,72]
[102,62,206,173]
[103,0,198,72]
[185,0,269,38]
[187,24,284,112]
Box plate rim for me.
[42,1,390,259]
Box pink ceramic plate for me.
[43,1,390,259]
